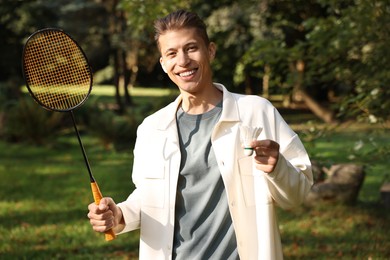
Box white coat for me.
[117,83,313,260]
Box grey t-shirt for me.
[173,102,239,260]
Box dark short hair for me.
[154,10,210,50]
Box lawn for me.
[0,136,139,259]
[1,86,389,259]
[279,126,390,259]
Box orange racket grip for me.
[90,182,116,241]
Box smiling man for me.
[87,10,313,260]
[158,26,220,115]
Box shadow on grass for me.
[279,202,390,259]
[0,207,87,228]
[0,237,140,259]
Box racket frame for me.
[22,28,93,113]
[21,28,115,241]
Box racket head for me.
[22,28,92,112]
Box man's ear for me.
[160,57,167,73]
[208,42,216,61]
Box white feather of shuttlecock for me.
[239,125,263,156]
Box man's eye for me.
[188,46,197,51]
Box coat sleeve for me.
[265,134,313,209]
[263,107,313,209]
[116,121,148,234]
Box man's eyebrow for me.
[163,41,199,55]
[163,48,176,55]
[184,40,198,47]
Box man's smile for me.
[177,69,197,78]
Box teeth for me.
[179,70,195,77]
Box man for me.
[88,9,313,259]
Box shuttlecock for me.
[239,125,263,156]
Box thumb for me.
[98,197,110,211]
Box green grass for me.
[280,126,390,259]
[1,86,389,259]
[0,136,139,259]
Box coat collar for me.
[155,83,240,130]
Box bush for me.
[2,97,64,144]
[86,107,139,151]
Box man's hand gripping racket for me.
[22,28,116,241]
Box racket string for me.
[23,30,92,111]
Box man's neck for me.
[180,86,223,115]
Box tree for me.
[107,0,195,112]
[204,1,260,93]
[304,0,390,123]
[3,0,388,123]
[0,0,110,97]
[231,0,390,123]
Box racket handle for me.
[90,182,116,241]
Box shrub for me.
[3,97,64,144]
[86,107,139,151]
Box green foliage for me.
[2,97,64,144]
[86,107,139,152]
[2,0,389,124]
[0,0,110,85]
[119,0,194,32]
[231,0,390,122]
[302,0,390,122]
[205,2,259,90]
[117,0,196,73]
[348,130,390,161]
[234,39,291,94]
[73,87,178,152]
[0,79,23,105]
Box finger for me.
[98,197,109,210]
[88,202,100,213]
[252,139,280,149]
[253,154,278,172]
[88,199,111,214]
[99,197,117,211]
[255,163,276,173]
[254,146,279,157]
[88,209,114,221]
[254,152,278,162]
[90,218,114,232]
[88,210,115,228]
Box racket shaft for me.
[91,182,116,241]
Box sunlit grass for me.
[279,203,389,259]
[0,136,137,259]
[281,125,390,259]
[91,84,179,97]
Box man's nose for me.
[177,51,190,67]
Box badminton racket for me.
[22,28,116,241]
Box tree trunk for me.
[380,182,390,208]
[124,41,141,107]
[121,50,133,106]
[296,89,335,123]
[106,0,124,114]
[119,11,133,107]
[262,65,270,99]
[113,50,124,114]
[293,60,336,123]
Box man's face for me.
[159,28,215,95]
